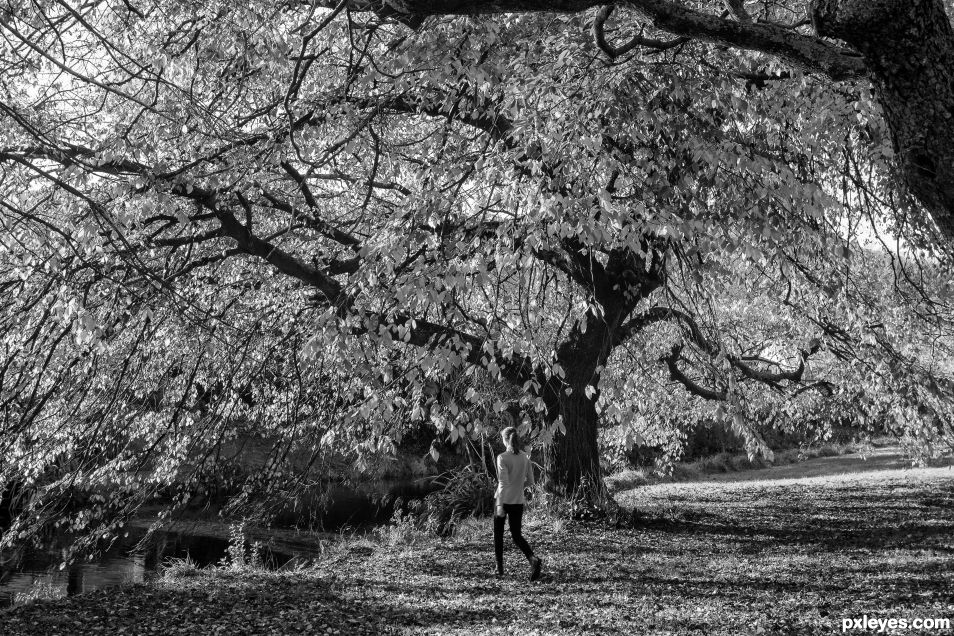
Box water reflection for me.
[0,479,431,608]
[0,529,233,608]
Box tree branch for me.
[328,0,867,80]
[663,344,727,400]
[615,305,687,344]
[592,4,688,58]
[277,162,363,249]
[169,184,350,305]
[625,0,865,79]
[165,184,542,389]
[723,0,751,24]
[620,305,822,396]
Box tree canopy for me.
[1,0,953,547]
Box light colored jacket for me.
[495,451,534,505]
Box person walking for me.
[493,426,543,581]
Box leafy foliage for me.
[0,0,953,548]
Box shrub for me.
[406,466,495,536]
[450,516,488,542]
[670,464,700,481]
[161,555,200,580]
[605,469,649,494]
[13,579,61,605]
[376,508,422,546]
[220,520,265,570]
[701,452,732,473]
[729,454,766,471]
[816,444,842,458]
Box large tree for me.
[326,0,954,244]
[0,0,952,543]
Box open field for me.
[2,457,953,635]
[691,445,952,483]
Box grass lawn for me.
[2,462,952,635]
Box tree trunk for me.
[532,246,666,507]
[539,315,616,506]
[541,378,604,500]
[812,0,954,242]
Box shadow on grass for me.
[4,472,953,636]
[628,481,954,553]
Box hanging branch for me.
[592,5,689,58]
[662,344,727,401]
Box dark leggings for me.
[494,503,534,571]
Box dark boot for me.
[529,556,542,581]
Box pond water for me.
[0,527,289,608]
[0,478,435,607]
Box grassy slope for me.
[2,465,953,635]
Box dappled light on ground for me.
[2,466,953,635]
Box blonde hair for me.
[501,426,522,453]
